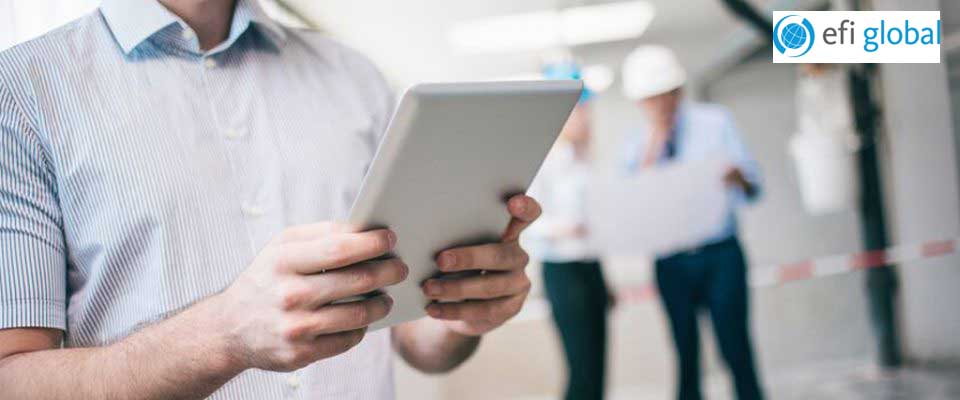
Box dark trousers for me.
[866,266,902,366]
[543,260,610,400]
[655,238,763,400]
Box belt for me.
[662,236,739,260]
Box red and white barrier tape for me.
[513,237,958,322]
[615,237,959,304]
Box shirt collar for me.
[230,0,287,49]
[673,103,689,139]
[100,0,287,55]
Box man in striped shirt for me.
[0,0,541,398]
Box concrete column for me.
[874,0,960,361]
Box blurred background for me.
[2,0,958,398]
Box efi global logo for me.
[772,11,942,64]
[774,15,816,58]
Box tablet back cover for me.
[349,81,582,329]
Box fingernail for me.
[439,253,456,269]
[387,231,398,248]
[424,281,443,296]
[513,198,527,214]
[426,305,442,318]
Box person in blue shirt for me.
[527,61,612,400]
[622,45,765,400]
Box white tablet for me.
[348,80,583,329]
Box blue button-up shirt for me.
[624,102,763,248]
[0,1,397,398]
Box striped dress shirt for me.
[0,0,397,398]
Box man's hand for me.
[216,223,408,372]
[724,167,757,198]
[421,195,541,336]
[0,223,409,400]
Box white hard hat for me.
[621,45,687,101]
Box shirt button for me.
[204,58,217,69]
[241,205,265,218]
[224,128,245,140]
[181,29,195,40]
[285,374,300,389]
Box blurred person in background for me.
[621,45,765,400]
[527,61,613,400]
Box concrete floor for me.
[504,361,960,400]
[394,261,960,400]
[756,360,960,400]
[604,359,960,400]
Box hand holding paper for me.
[588,156,731,256]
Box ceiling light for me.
[448,1,655,54]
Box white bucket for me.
[789,132,859,215]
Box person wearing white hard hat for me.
[621,45,765,400]
[527,61,613,400]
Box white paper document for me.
[587,156,730,256]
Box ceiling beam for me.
[694,0,831,99]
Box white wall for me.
[874,0,960,363]
[0,0,100,51]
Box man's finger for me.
[436,242,529,273]
[275,222,363,244]
[277,229,397,274]
[300,327,368,361]
[284,295,393,340]
[501,195,542,242]
[425,294,525,322]
[423,270,530,301]
[507,195,541,222]
[286,258,408,308]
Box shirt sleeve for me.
[520,163,568,261]
[0,80,67,331]
[720,109,763,203]
[524,166,556,240]
[623,129,652,173]
[523,154,584,239]
[622,133,640,172]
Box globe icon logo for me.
[773,15,815,57]
[781,23,808,49]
